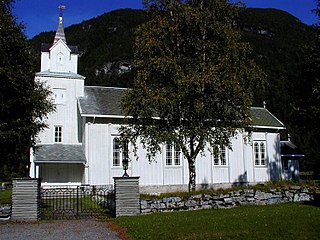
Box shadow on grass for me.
[303,192,320,207]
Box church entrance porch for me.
[39,163,84,186]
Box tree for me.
[292,0,320,176]
[120,0,265,191]
[0,0,54,181]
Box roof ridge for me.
[84,86,128,90]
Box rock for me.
[267,197,282,205]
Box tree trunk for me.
[188,159,196,192]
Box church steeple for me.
[53,5,66,44]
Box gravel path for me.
[0,219,119,240]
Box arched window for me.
[254,142,259,165]
[260,142,266,165]
[254,141,267,166]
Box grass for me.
[0,189,12,205]
[113,203,320,240]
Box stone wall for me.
[114,177,140,217]
[140,186,315,214]
[11,178,41,221]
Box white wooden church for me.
[29,12,297,192]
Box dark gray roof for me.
[78,87,285,129]
[41,43,78,54]
[36,70,85,80]
[281,141,305,158]
[78,86,125,116]
[34,144,86,164]
[250,107,285,129]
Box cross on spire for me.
[53,5,67,44]
[58,5,66,17]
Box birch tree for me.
[120,0,264,191]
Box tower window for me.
[52,88,66,104]
[54,126,62,143]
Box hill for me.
[29,7,316,173]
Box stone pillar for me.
[114,177,140,217]
[12,178,41,221]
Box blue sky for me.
[12,0,318,39]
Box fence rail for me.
[40,185,114,220]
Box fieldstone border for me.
[140,186,318,214]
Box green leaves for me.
[121,0,264,191]
[0,0,54,180]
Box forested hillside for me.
[29,8,318,175]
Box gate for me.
[40,185,114,220]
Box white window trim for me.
[112,137,129,168]
[213,145,228,166]
[54,125,63,143]
[165,143,182,167]
[254,141,267,166]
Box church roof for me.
[34,144,86,164]
[250,107,285,129]
[78,87,285,129]
[36,70,85,80]
[79,86,125,117]
[41,43,78,54]
[280,141,305,158]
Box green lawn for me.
[0,189,12,205]
[114,203,320,240]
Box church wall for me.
[37,76,84,144]
[49,41,71,73]
[40,52,50,72]
[83,121,282,188]
[70,54,78,73]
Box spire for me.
[53,5,66,44]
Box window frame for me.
[165,143,182,166]
[254,141,267,166]
[54,125,63,143]
[112,137,129,167]
[213,145,228,166]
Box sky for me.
[12,0,318,39]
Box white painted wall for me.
[36,39,84,145]
[83,121,282,187]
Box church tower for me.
[35,6,85,145]
[30,6,86,183]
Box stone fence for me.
[140,186,317,214]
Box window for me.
[52,88,66,104]
[214,145,227,166]
[166,143,181,166]
[54,126,62,143]
[113,138,128,167]
[254,141,267,166]
[57,52,64,65]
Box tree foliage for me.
[291,0,320,176]
[120,0,265,191]
[0,0,54,181]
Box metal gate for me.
[40,185,114,220]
